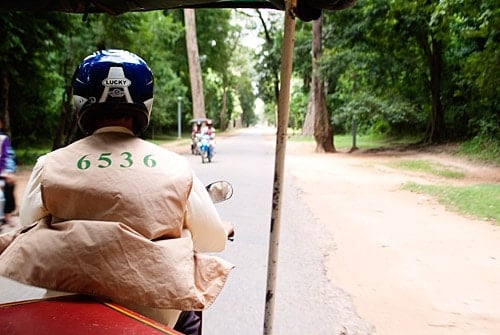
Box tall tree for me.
[0,12,73,146]
[317,0,452,143]
[196,9,232,128]
[312,15,335,152]
[255,10,283,125]
[293,20,314,135]
[184,8,206,119]
[131,11,187,135]
[444,0,499,141]
[391,0,447,143]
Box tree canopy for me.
[0,2,497,152]
[0,9,257,148]
[331,0,498,144]
[255,1,497,147]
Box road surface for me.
[185,127,373,334]
[0,127,373,335]
[4,127,498,334]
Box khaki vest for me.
[43,132,191,240]
[0,132,233,310]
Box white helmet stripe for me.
[73,95,88,112]
[143,98,154,114]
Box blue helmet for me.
[73,49,154,134]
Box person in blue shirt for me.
[0,118,16,228]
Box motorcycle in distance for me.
[198,133,214,164]
[189,117,211,156]
[0,181,234,334]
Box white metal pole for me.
[263,1,296,334]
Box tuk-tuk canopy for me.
[0,0,355,21]
[189,118,212,124]
[0,1,356,333]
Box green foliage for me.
[289,79,308,129]
[438,1,499,141]
[1,8,255,146]
[332,91,425,136]
[196,9,233,75]
[15,147,51,166]
[291,132,422,151]
[0,12,80,146]
[293,20,313,93]
[107,11,187,134]
[1,3,497,148]
[254,11,283,111]
[196,9,233,127]
[402,182,500,223]
[292,0,500,144]
[458,137,500,165]
[236,74,257,127]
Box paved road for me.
[186,128,373,335]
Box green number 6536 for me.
[77,152,156,170]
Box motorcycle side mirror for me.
[206,181,233,203]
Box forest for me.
[0,0,498,157]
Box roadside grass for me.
[289,133,421,151]
[290,133,499,166]
[402,182,500,223]
[458,138,500,165]
[333,134,421,150]
[390,160,465,179]
[149,134,190,146]
[289,133,498,223]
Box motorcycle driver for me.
[0,49,233,334]
[202,119,215,140]
[201,119,216,156]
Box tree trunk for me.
[52,84,76,150]
[312,15,335,153]
[301,96,314,136]
[425,37,445,143]
[184,8,206,119]
[220,84,227,130]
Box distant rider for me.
[201,119,216,154]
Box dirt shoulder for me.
[285,141,500,335]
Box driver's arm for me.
[184,175,227,253]
[19,155,49,225]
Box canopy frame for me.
[263,0,296,333]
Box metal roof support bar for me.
[263,0,296,334]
